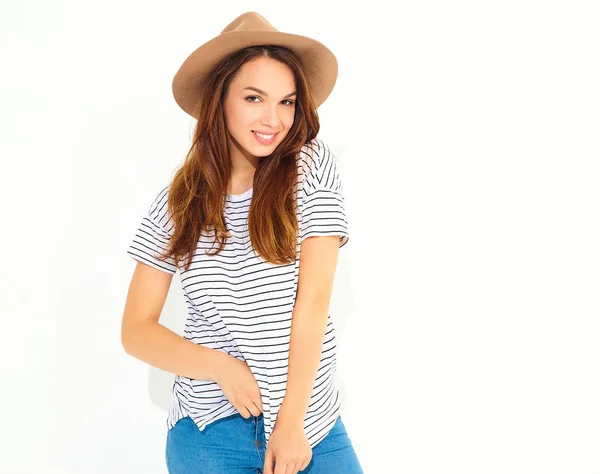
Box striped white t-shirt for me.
[126,137,350,448]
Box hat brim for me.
[172,30,338,117]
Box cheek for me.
[237,108,262,131]
[225,102,252,129]
[283,110,295,130]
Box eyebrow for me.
[243,86,297,98]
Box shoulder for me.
[147,182,173,231]
[298,138,344,194]
[149,183,170,208]
[298,138,341,188]
[299,137,336,168]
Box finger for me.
[254,392,263,412]
[279,459,294,474]
[274,458,285,474]
[264,449,274,474]
[247,402,259,417]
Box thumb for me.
[264,447,275,474]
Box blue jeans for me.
[165,413,364,473]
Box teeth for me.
[254,132,274,140]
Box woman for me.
[122,11,363,474]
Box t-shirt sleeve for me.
[299,140,350,248]
[126,184,178,274]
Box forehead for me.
[230,57,295,89]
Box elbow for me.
[121,322,139,355]
[121,320,158,355]
[302,292,331,312]
[121,328,133,354]
[293,297,330,321]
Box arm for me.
[121,261,227,381]
[277,234,341,427]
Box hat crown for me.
[221,12,278,35]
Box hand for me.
[214,354,263,418]
[264,418,312,474]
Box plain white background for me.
[1,1,599,473]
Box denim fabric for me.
[165,412,364,473]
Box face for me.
[223,56,297,163]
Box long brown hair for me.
[156,45,320,272]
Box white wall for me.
[2,1,599,473]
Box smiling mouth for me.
[252,131,277,139]
[251,130,279,144]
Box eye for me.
[245,96,295,105]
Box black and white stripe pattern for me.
[126,137,350,448]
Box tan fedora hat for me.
[172,11,338,118]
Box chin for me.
[250,146,277,157]
[247,139,281,155]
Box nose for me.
[260,103,281,129]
